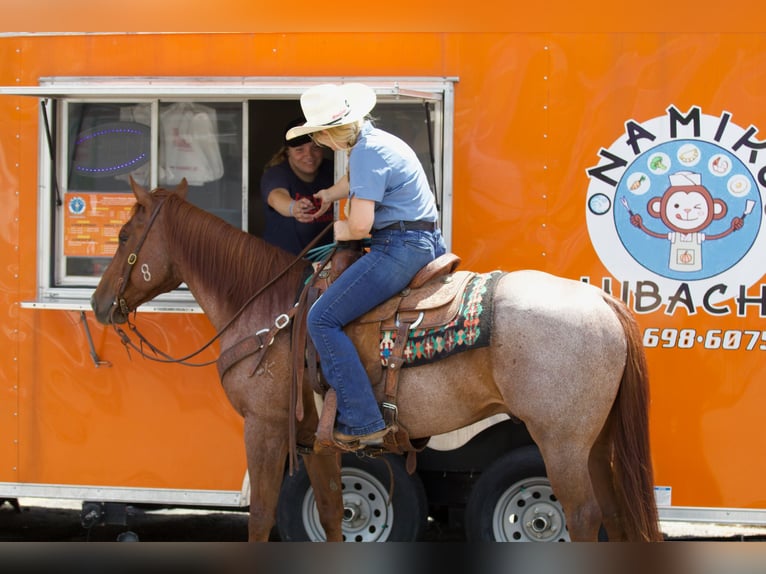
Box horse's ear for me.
[175,178,189,200]
[129,176,152,208]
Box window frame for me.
[14,77,457,311]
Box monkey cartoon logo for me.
[627,171,746,273]
[585,106,766,310]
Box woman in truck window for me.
[260,117,334,255]
[287,83,445,448]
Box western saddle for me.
[291,241,470,471]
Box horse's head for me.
[91,177,188,324]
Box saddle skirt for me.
[356,268,473,331]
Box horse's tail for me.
[602,293,662,542]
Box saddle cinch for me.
[291,241,470,466]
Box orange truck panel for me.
[1,2,766,517]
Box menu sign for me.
[64,192,135,257]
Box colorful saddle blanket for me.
[379,270,503,368]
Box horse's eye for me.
[118,229,129,244]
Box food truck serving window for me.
[6,77,455,311]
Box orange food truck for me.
[2,1,766,542]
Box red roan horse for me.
[91,179,661,542]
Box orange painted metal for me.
[1,5,766,511]
[2,1,763,34]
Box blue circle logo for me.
[586,106,766,308]
[68,195,86,215]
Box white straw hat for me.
[286,83,376,140]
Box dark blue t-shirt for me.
[260,160,334,255]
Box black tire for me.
[276,453,428,542]
[464,445,570,542]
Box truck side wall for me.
[1,22,765,510]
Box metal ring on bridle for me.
[254,328,271,347]
[274,313,290,329]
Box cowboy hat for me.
[286,83,376,140]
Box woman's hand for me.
[312,175,350,220]
[310,189,334,220]
[292,197,318,223]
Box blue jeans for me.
[308,229,446,436]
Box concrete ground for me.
[2,497,766,542]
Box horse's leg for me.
[296,385,344,542]
[538,442,603,541]
[300,453,344,541]
[243,414,289,541]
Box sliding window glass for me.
[58,100,243,286]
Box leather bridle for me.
[113,194,169,318]
[108,194,333,368]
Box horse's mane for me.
[159,191,306,317]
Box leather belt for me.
[377,220,438,232]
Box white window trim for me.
[5,76,457,311]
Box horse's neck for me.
[166,202,302,331]
[184,280,235,332]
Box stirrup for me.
[331,426,396,452]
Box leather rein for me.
[109,193,333,368]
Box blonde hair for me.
[322,119,365,149]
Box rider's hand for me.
[311,189,333,219]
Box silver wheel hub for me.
[492,478,570,542]
[302,467,394,542]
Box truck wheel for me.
[277,453,428,542]
[464,445,570,542]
